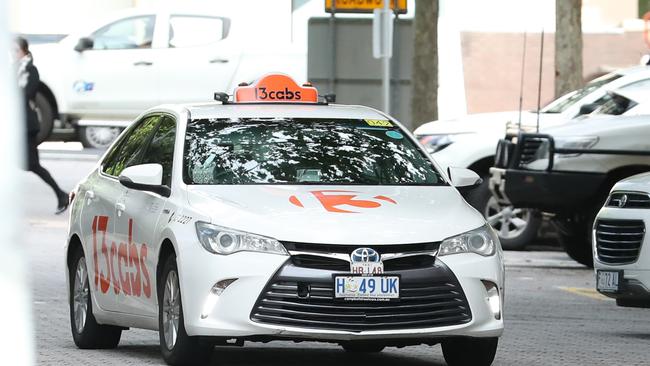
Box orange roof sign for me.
[234,73,319,103]
[325,0,407,14]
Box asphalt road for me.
[22,154,650,366]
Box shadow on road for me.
[109,344,446,366]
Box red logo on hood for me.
[289,190,397,213]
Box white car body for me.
[64,77,504,362]
[594,172,650,308]
[415,66,650,174]
[30,7,305,128]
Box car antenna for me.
[517,30,528,131]
[535,27,545,133]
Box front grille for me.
[283,241,438,255]
[607,192,650,208]
[284,241,440,272]
[596,219,645,264]
[251,262,472,332]
[517,136,546,167]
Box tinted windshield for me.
[184,118,445,185]
[540,73,621,113]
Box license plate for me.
[350,262,383,275]
[597,270,621,293]
[334,276,399,301]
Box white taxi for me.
[65,74,505,366]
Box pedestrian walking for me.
[13,37,69,214]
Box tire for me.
[79,126,122,149]
[465,179,541,250]
[341,342,385,353]
[33,92,54,144]
[69,246,122,349]
[159,254,212,366]
[442,337,498,366]
[556,217,595,268]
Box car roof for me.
[180,103,390,121]
[615,65,650,77]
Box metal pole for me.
[536,28,545,133]
[382,0,391,113]
[329,0,337,94]
[517,31,527,130]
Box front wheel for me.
[159,255,212,366]
[555,217,595,267]
[69,246,122,349]
[33,92,54,144]
[442,337,498,366]
[78,126,122,149]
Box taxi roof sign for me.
[325,0,407,14]
[234,73,319,104]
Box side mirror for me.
[448,167,482,188]
[118,164,170,197]
[74,37,94,52]
[578,102,599,116]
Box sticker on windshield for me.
[364,119,392,127]
[386,130,403,139]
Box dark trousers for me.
[26,133,65,201]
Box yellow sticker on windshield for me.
[365,119,392,127]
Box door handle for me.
[116,202,126,217]
[86,190,95,205]
[208,58,229,64]
[133,61,153,66]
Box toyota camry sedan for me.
[65,74,505,366]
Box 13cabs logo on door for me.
[91,215,152,298]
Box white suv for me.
[415,66,650,250]
[65,74,505,366]
[594,172,650,308]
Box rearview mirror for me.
[118,164,170,197]
[74,37,94,52]
[448,167,482,188]
[578,102,599,116]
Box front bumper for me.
[594,207,650,308]
[180,248,504,341]
[490,167,606,213]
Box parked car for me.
[489,89,650,266]
[65,73,504,366]
[29,7,305,148]
[417,66,650,250]
[593,172,650,308]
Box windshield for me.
[183,118,445,186]
[540,73,621,113]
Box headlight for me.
[438,224,498,257]
[554,136,599,157]
[195,222,288,255]
[417,133,472,153]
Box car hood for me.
[611,172,650,192]
[414,112,518,135]
[186,185,485,245]
[541,114,650,138]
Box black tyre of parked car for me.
[555,207,599,268]
[69,245,122,349]
[34,92,54,144]
[442,337,498,366]
[465,179,541,250]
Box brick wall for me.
[462,31,647,113]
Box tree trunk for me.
[555,0,583,98]
[411,0,439,129]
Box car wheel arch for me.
[38,81,59,118]
[67,234,83,274]
[467,155,495,177]
[156,239,177,298]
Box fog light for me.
[482,280,501,320]
[200,278,237,319]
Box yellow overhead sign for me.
[325,0,407,14]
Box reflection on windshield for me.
[540,73,621,114]
[183,118,445,186]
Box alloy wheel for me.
[162,270,181,350]
[73,258,89,333]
